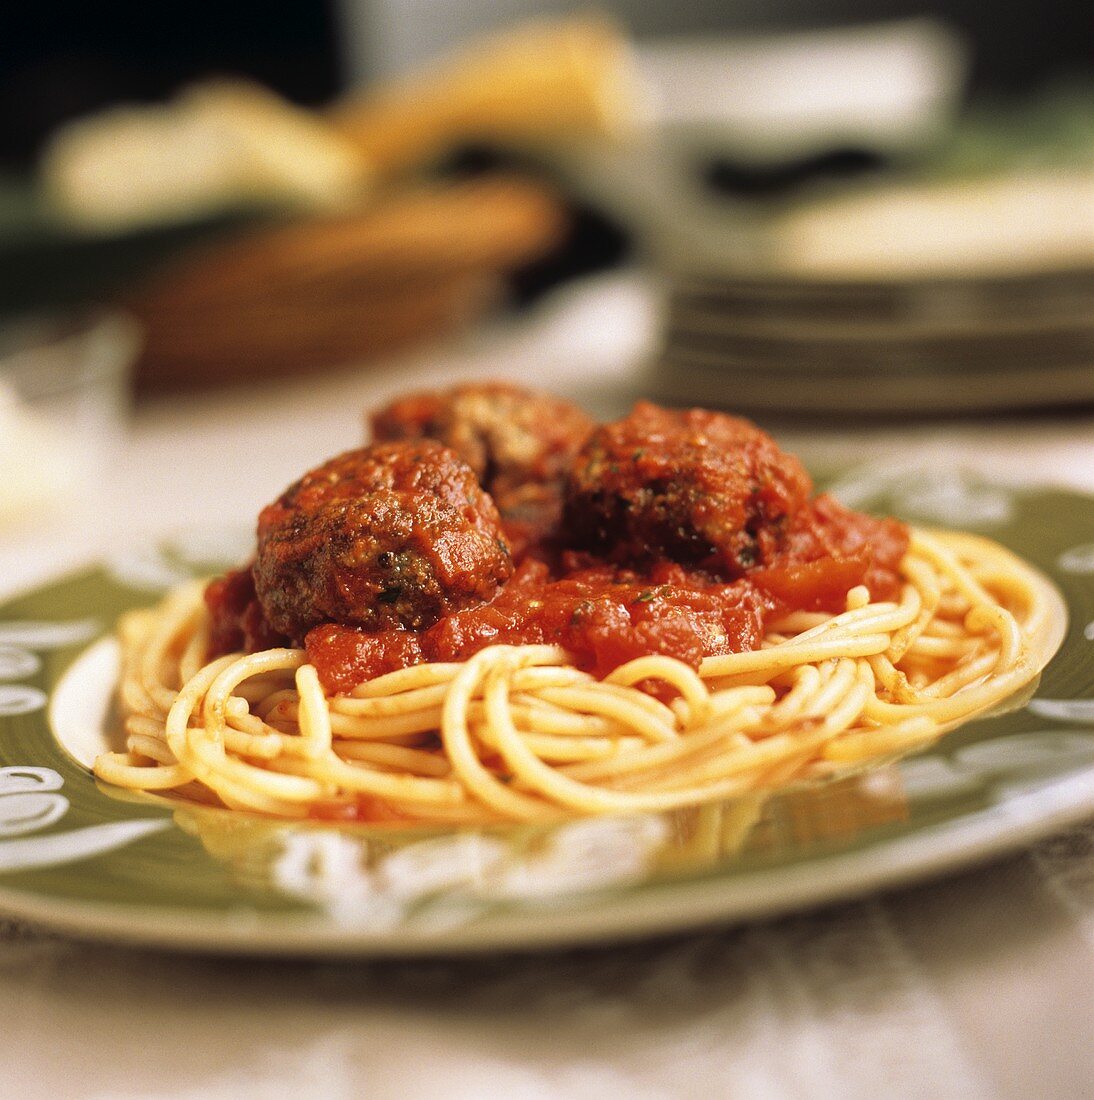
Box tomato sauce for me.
[750,494,908,618]
[204,568,288,656]
[207,493,907,694]
[304,558,770,693]
[205,392,910,703]
[289,495,906,694]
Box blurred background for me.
[0,1,1091,559]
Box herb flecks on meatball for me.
[564,402,812,577]
[254,441,513,640]
[370,382,594,552]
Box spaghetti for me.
[95,528,1060,823]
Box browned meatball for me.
[254,441,512,640]
[564,401,812,577]
[370,381,593,512]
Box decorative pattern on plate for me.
[1058,543,1094,575]
[0,766,167,872]
[266,815,671,930]
[0,647,41,680]
[0,687,46,716]
[826,465,1016,527]
[104,526,253,593]
[0,619,170,875]
[0,620,99,648]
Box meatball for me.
[369,383,594,540]
[254,441,513,640]
[564,401,812,577]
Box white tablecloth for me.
[2,273,1092,1099]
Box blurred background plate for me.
[650,265,1094,417]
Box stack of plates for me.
[650,266,1094,417]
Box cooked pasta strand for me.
[95,530,1060,825]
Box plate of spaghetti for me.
[0,384,1091,955]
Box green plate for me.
[0,475,1091,956]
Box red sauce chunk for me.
[751,495,909,617]
[204,566,289,655]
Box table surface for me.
[2,272,1093,1099]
